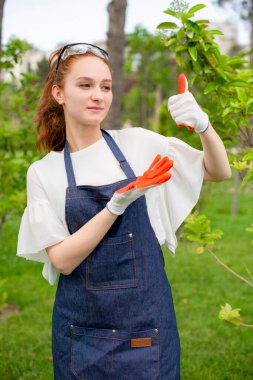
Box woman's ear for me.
[52,84,64,105]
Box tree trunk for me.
[103,0,127,130]
[153,85,163,132]
[0,0,5,52]
[141,87,148,129]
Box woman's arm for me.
[46,154,173,276]
[46,207,118,276]
[168,74,231,182]
[199,123,231,182]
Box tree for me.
[34,55,50,83]
[123,26,176,131]
[0,0,5,51]
[104,0,127,130]
[157,1,253,328]
[0,39,40,227]
[213,0,253,62]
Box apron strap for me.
[101,129,136,178]
[64,139,76,187]
[64,129,136,188]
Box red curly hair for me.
[35,47,111,153]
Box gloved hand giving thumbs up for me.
[167,73,210,133]
[106,154,173,215]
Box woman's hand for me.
[167,74,231,182]
[168,74,209,133]
[106,154,174,215]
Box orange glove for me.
[178,73,188,94]
[106,154,173,215]
[116,154,173,194]
[177,73,195,131]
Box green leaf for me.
[243,151,253,160]
[175,45,188,52]
[164,37,177,47]
[188,46,198,61]
[204,52,217,67]
[187,31,194,39]
[236,88,248,103]
[175,52,182,65]
[229,79,249,87]
[214,67,227,80]
[227,56,248,66]
[183,213,223,246]
[204,81,217,94]
[177,27,185,40]
[181,13,194,22]
[219,303,242,325]
[186,19,201,34]
[157,22,178,30]
[212,230,224,239]
[163,9,178,18]
[200,42,209,52]
[229,101,242,109]
[188,4,206,15]
[192,58,203,72]
[231,160,249,172]
[196,19,209,24]
[246,224,253,233]
[208,30,224,36]
[222,107,232,117]
[242,168,253,185]
[246,99,253,113]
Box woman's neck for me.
[66,125,103,153]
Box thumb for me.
[178,73,188,94]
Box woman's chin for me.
[82,116,103,123]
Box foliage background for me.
[0,1,252,379]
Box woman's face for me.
[54,55,113,128]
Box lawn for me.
[0,177,252,379]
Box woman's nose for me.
[91,86,103,101]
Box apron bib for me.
[52,129,180,380]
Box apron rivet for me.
[154,328,158,332]
[112,329,116,333]
[129,233,133,238]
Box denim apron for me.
[52,128,180,380]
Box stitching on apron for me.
[86,237,137,290]
[70,326,159,380]
[70,329,85,380]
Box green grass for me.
[165,179,253,380]
[0,220,56,379]
[0,177,252,379]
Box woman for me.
[17,43,231,379]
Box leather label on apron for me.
[131,337,152,348]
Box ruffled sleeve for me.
[17,164,70,285]
[158,136,205,253]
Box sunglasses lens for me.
[61,44,108,61]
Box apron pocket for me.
[86,232,137,290]
[70,324,159,380]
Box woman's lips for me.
[87,107,104,110]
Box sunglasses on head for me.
[55,43,109,73]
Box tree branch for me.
[208,249,253,288]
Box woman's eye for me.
[79,84,90,88]
[103,86,111,91]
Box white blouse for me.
[17,127,205,286]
